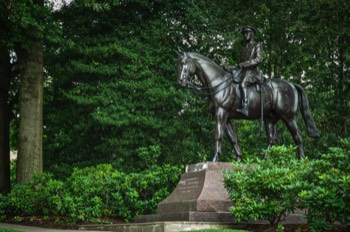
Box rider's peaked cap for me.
[241,26,256,34]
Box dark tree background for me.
[1,0,349,186]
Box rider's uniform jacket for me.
[239,41,263,83]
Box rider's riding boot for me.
[237,102,249,116]
[237,87,249,116]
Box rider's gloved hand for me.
[223,64,230,72]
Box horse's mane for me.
[187,52,221,69]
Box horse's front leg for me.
[212,108,228,162]
[226,121,242,161]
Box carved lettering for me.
[178,177,200,193]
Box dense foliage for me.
[224,146,309,226]
[43,0,224,178]
[1,0,350,227]
[0,147,181,222]
[41,0,350,179]
[224,143,350,231]
[299,139,350,230]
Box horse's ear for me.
[175,46,184,56]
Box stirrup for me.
[237,103,249,116]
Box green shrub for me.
[224,145,310,225]
[63,146,181,221]
[2,147,181,223]
[0,194,9,221]
[299,138,350,231]
[116,164,181,220]
[64,164,125,221]
[1,165,180,222]
[6,173,65,216]
[112,145,181,220]
[224,141,350,230]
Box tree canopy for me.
[43,0,350,177]
[1,0,349,181]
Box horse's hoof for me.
[309,130,320,139]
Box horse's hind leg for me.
[263,119,278,159]
[282,117,305,158]
[226,121,242,161]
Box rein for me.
[185,74,234,96]
[181,58,234,96]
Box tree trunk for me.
[16,40,44,183]
[0,49,11,193]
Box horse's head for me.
[176,52,196,87]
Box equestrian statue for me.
[176,27,320,162]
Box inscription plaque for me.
[179,177,200,193]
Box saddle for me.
[255,79,267,92]
[230,67,267,92]
[229,67,271,130]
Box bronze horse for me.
[177,52,320,162]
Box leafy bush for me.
[0,194,9,221]
[6,173,65,216]
[63,164,124,221]
[109,146,182,220]
[299,138,350,231]
[224,142,350,230]
[116,164,180,220]
[2,146,181,223]
[224,145,310,225]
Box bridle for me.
[178,58,192,87]
[178,55,234,96]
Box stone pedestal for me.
[135,162,234,223]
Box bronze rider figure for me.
[225,26,263,116]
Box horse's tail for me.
[294,84,320,138]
